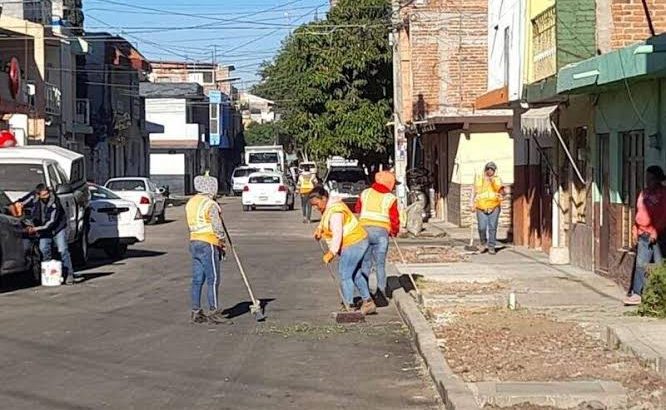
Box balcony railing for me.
[45,83,62,116]
[75,98,89,125]
[532,6,556,82]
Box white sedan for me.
[104,177,167,224]
[87,184,145,259]
[241,172,295,211]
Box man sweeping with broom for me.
[186,173,230,325]
[310,186,377,316]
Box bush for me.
[637,263,666,318]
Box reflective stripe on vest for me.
[359,189,396,229]
[186,195,220,245]
[319,202,367,250]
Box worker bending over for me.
[186,174,228,324]
[356,171,400,306]
[310,186,376,315]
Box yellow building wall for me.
[451,125,515,185]
[525,0,556,84]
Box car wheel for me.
[72,229,89,268]
[104,243,128,259]
[157,208,166,224]
[281,203,289,211]
[242,205,250,212]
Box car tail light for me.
[139,196,150,205]
[134,209,142,220]
[278,185,287,192]
[243,186,250,192]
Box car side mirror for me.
[56,183,73,195]
[157,187,166,194]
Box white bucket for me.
[41,260,63,287]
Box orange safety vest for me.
[319,202,367,251]
[474,175,502,211]
[359,188,396,231]
[299,174,315,194]
[186,194,222,247]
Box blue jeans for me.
[477,207,500,249]
[338,239,371,305]
[190,241,222,311]
[39,229,74,279]
[361,227,390,293]
[629,234,664,296]
[300,194,312,221]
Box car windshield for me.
[248,153,279,164]
[233,168,259,178]
[326,168,368,183]
[107,180,147,191]
[249,175,281,184]
[90,185,121,200]
[0,164,46,191]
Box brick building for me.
[391,0,514,230]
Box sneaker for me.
[64,275,75,285]
[302,218,307,224]
[488,248,497,255]
[623,294,642,306]
[190,309,207,324]
[206,309,232,325]
[373,290,389,308]
[360,299,377,315]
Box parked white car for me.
[241,172,295,211]
[104,177,167,224]
[231,166,260,196]
[87,184,145,258]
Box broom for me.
[318,241,365,323]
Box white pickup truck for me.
[244,145,285,173]
[0,146,90,265]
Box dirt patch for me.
[434,307,666,408]
[388,245,466,264]
[419,280,509,296]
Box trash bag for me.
[405,196,425,236]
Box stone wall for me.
[449,182,513,229]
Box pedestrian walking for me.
[310,186,376,315]
[355,171,400,307]
[185,174,228,324]
[624,165,666,306]
[16,184,77,284]
[471,162,505,254]
[297,170,317,223]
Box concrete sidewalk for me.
[394,228,666,378]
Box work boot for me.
[190,309,207,324]
[360,299,377,315]
[302,218,307,224]
[373,290,389,308]
[206,309,233,325]
[385,285,393,299]
[488,247,497,255]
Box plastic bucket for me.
[41,260,63,287]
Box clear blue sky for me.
[83,0,328,90]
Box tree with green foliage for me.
[251,0,392,164]
[244,122,287,147]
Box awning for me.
[521,105,559,136]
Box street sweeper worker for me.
[310,186,377,315]
[355,171,400,307]
[470,161,505,255]
[185,173,228,325]
[297,170,318,223]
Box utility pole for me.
[212,45,218,85]
[391,0,407,210]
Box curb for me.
[392,277,480,409]
[606,324,666,378]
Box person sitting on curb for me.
[624,165,666,306]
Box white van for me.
[0,146,90,265]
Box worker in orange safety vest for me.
[355,171,400,306]
[470,162,505,254]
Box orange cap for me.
[375,171,397,191]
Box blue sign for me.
[208,90,222,104]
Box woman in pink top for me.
[624,166,666,306]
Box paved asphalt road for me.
[0,199,440,410]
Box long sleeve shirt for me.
[328,213,344,255]
[209,202,226,243]
[17,193,67,237]
[633,186,666,240]
[354,183,400,236]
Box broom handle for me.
[319,241,352,311]
[221,217,259,306]
[391,236,421,296]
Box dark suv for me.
[0,190,39,284]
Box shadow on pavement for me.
[0,273,35,294]
[83,249,167,270]
[77,271,114,283]
[223,298,275,319]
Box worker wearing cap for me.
[310,186,376,315]
[185,174,228,324]
[355,171,400,306]
[471,162,505,254]
[297,170,318,223]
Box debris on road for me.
[388,245,467,264]
[419,280,508,296]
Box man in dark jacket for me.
[17,184,76,285]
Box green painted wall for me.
[556,0,597,70]
[592,79,666,204]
